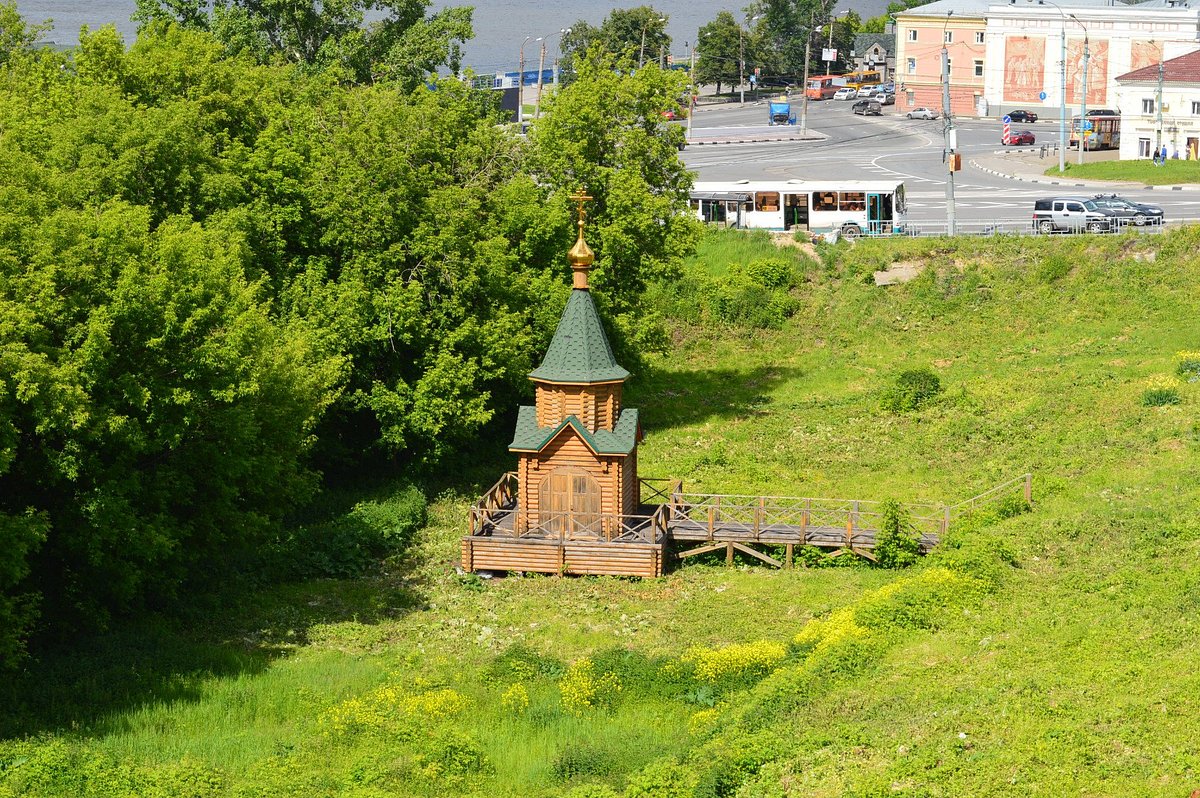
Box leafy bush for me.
[1175,350,1200,382]
[1140,375,1181,407]
[486,643,565,682]
[624,759,699,798]
[267,486,426,580]
[559,657,622,716]
[1036,253,1071,282]
[874,499,920,569]
[680,640,788,688]
[880,367,943,413]
[552,744,614,781]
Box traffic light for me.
[667,54,674,66]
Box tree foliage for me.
[0,5,698,665]
[560,6,671,80]
[133,0,473,86]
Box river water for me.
[16,0,886,74]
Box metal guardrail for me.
[898,217,1165,238]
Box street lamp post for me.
[534,28,569,121]
[825,12,847,76]
[1031,0,1068,174]
[941,10,957,236]
[739,14,761,105]
[518,35,533,126]
[639,16,667,69]
[1069,14,1089,165]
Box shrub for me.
[268,485,426,580]
[874,500,920,569]
[734,258,795,289]
[559,657,622,717]
[1140,375,1180,407]
[1035,253,1071,282]
[552,745,614,781]
[681,641,788,687]
[880,367,943,413]
[1175,350,1200,382]
[624,759,699,798]
[486,643,565,682]
[500,682,530,715]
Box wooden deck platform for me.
[463,474,1031,577]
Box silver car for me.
[906,107,939,120]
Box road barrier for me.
[897,217,1165,238]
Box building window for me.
[908,29,917,41]
[1142,98,1155,114]
[974,59,983,77]
[1139,138,1152,157]
[906,90,915,105]
[945,58,952,73]
[944,30,953,43]
[975,31,985,44]
[907,58,916,74]
[1192,101,1200,114]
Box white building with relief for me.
[981,0,1200,121]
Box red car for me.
[1003,130,1036,145]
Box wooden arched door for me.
[539,468,602,537]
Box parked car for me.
[852,99,882,116]
[833,87,857,100]
[1006,109,1038,123]
[1032,196,1115,234]
[662,109,677,120]
[1003,129,1036,145]
[906,107,938,120]
[878,92,895,105]
[1090,194,1165,225]
[1086,108,1119,117]
[881,82,895,93]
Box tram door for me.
[867,193,891,235]
[783,193,809,230]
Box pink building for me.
[895,0,992,117]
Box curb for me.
[687,135,825,146]
[969,157,1200,192]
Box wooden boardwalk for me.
[463,474,1032,576]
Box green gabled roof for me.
[509,406,639,455]
[529,289,630,384]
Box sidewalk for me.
[969,149,1200,192]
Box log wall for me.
[461,537,664,578]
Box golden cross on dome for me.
[569,189,593,228]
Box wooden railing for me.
[502,507,669,544]
[670,493,944,549]
[468,471,518,535]
[946,473,1033,521]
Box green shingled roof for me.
[509,406,640,455]
[529,289,630,384]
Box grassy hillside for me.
[3,228,1200,796]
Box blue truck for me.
[768,99,797,126]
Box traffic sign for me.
[1082,120,1093,131]
[1003,114,1012,123]
[1039,91,1047,100]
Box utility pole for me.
[687,42,697,142]
[941,11,957,236]
[739,25,746,105]
[800,20,812,135]
[1155,53,1165,159]
[1057,16,1066,173]
[534,37,546,122]
[1070,15,1089,165]
[518,36,532,127]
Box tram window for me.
[839,192,866,212]
[755,191,780,212]
[812,192,839,212]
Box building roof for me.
[897,0,996,19]
[509,407,640,454]
[1116,48,1200,81]
[854,33,895,56]
[529,288,630,384]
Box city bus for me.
[841,70,883,91]
[690,179,907,238]
[1069,115,1120,150]
[805,74,846,100]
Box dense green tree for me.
[134,0,473,86]
[529,51,701,355]
[694,12,740,94]
[747,0,838,79]
[560,6,671,80]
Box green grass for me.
[5,227,1200,796]
[1043,157,1200,184]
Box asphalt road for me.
[680,98,1200,226]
